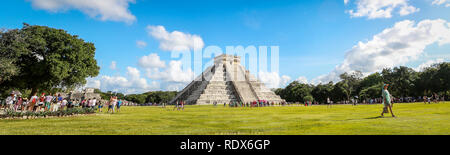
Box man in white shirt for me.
[61,98,68,110]
[91,98,97,109]
[45,94,53,111]
[5,93,16,110]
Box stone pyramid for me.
[169,54,284,105]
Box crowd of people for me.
[0,92,125,114]
[219,100,289,107]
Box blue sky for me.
[1,0,450,94]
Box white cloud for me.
[138,53,194,83]
[147,25,204,51]
[110,61,117,70]
[257,72,292,88]
[296,76,309,84]
[281,75,292,87]
[145,61,195,83]
[313,19,450,84]
[344,0,350,5]
[432,0,450,7]
[87,67,160,94]
[346,0,419,19]
[258,72,281,88]
[138,53,166,69]
[136,40,147,48]
[414,58,445,72]
[85,78,101,89]
[28,0,136,23]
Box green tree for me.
[356,72,383,93]
[124,94,147,104]
[381,66,417,97]
[303,95,314,102]
[331,82,347,102]
[416,62,450,97]
[280,81,313,102]
[0,24,100,97]
[0,57,18,84]
[339,71,363,101]
[311,82,333,104]
[359,83,383,100]
[0,28,21,85]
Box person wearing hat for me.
[381,84,395,117]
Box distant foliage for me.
[275,62,450,104]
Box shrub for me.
[0,107,96,119]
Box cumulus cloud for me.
[414,58,445,72]
[432,0,450,7]
[147,25,204,51]
[281,75,292,87]
[85,78,101,89]
[110,61,117,70]
[136,40,147,48]
[344,0,350,5]
[296,76,309,84]
[28,0,136,23]
[145,61,195,83]
[346,0,419,19]
[138,53,166,69]
[313,19,450,84]
[87,67,159,94]
[257,72,292,88]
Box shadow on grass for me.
[345,116,385,121]
[364,116,384,119]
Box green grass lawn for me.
[1,102,449,135]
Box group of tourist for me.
[423,93,443,104]
[173,100,185,110]
[1,92,124,114]
[1,92,73,112]
[105,96,123,113]
[221,100,288,108]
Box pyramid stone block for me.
[169,54,285,105]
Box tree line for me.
[94,89,177,105]
[274,63,450,104]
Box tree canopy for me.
[0,24,99,97]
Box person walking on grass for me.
[116,99,122,112]
[173,101,179,111]
[106,98,112,113]
[327,97,332,108]
[381,84,395,118]
[97,100,104,112]
[433,93,439,104]
[111,96,118,113]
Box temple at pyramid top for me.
[169,54,285,105]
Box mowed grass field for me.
[1,102,449,135]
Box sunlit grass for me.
[1,102,449,135]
